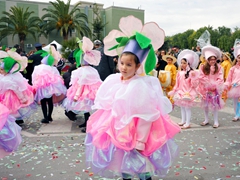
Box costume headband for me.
[74,37,101,68]
[104,15,165,75]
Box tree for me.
[0,6,42,51]
[91,3,107,41]
[41,0,91,40]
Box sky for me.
[44,0,240,36]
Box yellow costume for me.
[221,60,231,81]
[164,64,177,93]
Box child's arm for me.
[135,119,152,151]
[74,86,83,101]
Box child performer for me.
[32,49,67,124]
[224,46,240,121]
[161,54,177,99]
[0,49,36,125]
[221,52,232,81]
[84,15,181,180]
[198,45,224,128]
[62,37,102,132]
[0,103,22,158]
[168,50,200,129]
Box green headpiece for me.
[2,57,21,74]
[73,37,83,68]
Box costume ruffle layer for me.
[92,74,173,128]
[85,133,179,179]
[66,83,102,101]
[62,98,94,113]
[70,66,102,86]
[227,85,240,98]
[172,90,202,107]
[0,106,22,158]
[201,90,225,110]
[87,109,180,156]
[0,90,36,119]
[32,64,67,102]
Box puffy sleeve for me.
[168,71,180,96]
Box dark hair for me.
[120,52,140,65]
[51,43,57,50]
[181,58,193,79]
[202,62,219,75]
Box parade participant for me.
[62,37,102,132]
[84,15,180,180]
[198,45,224,128]
[160,54,177,101]
[27,43,48,85]
[224,46,240,121]
[0,49,36,125]
[0,103,22,158]
[32,47,67,124]
[221,52,232,81]
[168,49,200,129]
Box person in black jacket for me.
[26,43,48,85]
[93,40,117,81]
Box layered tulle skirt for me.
[32,64,67,103]
[62,83,101,113]
[172,90,202,107]
[85,109,180,179]
[85,134,178,179]
[0,104,22,158]
[0,89,37,120]
[201,90,225,110]
[227,83,240,98]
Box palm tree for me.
[41,0,91,40]
[0,6,42,51]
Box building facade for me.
[0,0,144,51]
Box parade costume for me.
[32,53,67,103]
[32,48,67,123]
[161,55,177,97]
[221,52,232,81]
[0,103,22,158]
[224,46,240,120]
[84,16,180,180]
[198,45,224,128]
[0,49,36,121]
[168,50,200,128]
[62,37,102,114]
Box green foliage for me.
[163,26,240,53]
[91,3,107,41]
[41,0,91,40]
[0,6,41,50]
[61,38,78,59]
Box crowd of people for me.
[0,15,239,180]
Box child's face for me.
[180,59,187,70]
[222,55,228,61]
[166,58,173,64]
[119,54,140,80]
[208,56,217,66]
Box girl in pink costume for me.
[224,45,240,121]
[168,49,200,129]
[62,37,102,132]
[0,103,22,158]
[198,45,224,128]
[32,49,67,124]
[84,16,181,180]
[0,49,36,124]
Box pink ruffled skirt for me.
[85,110,180,179]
